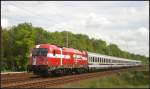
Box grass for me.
[58,66,149,88]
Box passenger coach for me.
[87,52,141,69]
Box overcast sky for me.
[1,1,149,57]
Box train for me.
[27,44,141,75]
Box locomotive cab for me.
[27,47,49,74]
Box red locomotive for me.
[27,44,88,75]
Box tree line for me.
[1,23,148,71]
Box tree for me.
[1,22,148,71]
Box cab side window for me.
[53,50,56,56]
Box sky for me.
[1,1,149,57]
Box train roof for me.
[87,52,141,62]
[36,44,83,54]
[62,47,82,54]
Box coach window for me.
[103,58,104,63]
[93,57,94,62]
[99,58,101,63]
[99,57,100,63]
[103,58,105,63]
[98,57,99,63]
[92,57,94,62]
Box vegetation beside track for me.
[59,66,149,88]
[1,23,149,71]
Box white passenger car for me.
[87,52,141,69]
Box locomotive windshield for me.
[32,48,48,56]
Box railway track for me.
[1,72,31,80]
[1,72,40,85]
[1,68,128,88]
